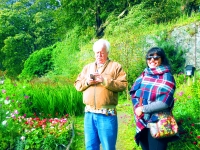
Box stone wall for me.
[171,21,200,70]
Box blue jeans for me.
[84,112,118,150]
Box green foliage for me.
[50,27,94,82]
[142,0,182,23]
[174,73,187,88]
[1,33,34,77]
[108,37,146,88]
[0,78,82,149]
[181,0,200,16]
[0,0,61,77]
[21,78,84,117]
[20,46,54,80]
[169,76,200,149]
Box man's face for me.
[94,45,108,65]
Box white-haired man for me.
[74,39,127,150]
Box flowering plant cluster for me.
[2,109,72,149]
[0,83,73,150]
[168,74,200,149]
[18,115,72,149]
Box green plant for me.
[19,115,72,150]
[25,80,84,117]
[174,73,187,88]
[169,77,200,149]
[19,45,54,80]
[0,79,75,150]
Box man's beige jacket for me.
[74,60,127,109]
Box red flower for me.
[193,141,197,145]
[197,135,200,139]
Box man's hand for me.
[93,72,104,83]
[86,72,104,86]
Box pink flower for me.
[179,92,183,96]
[11,113,16,119]
[2,89,6,93]
[14,110,19,114]
[24,95,29,99]
[60,118,67,123]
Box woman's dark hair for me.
[146,47,170,66]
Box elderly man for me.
[74,39,127,150]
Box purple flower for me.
[24,95,29,99]
[2,89,6,93]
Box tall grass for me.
[24,80,84,117]
[0,78,84,118]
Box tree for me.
[2,33,33,77]
[56,0,137,37]
[0,0,61,77]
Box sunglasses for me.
[146,55,161,60]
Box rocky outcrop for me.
[171,22,200,70]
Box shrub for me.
[19,45,54,80]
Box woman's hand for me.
[135,106,143,117]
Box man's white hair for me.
[93,39,110,53]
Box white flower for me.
[21,136,25,140]
[4,100,10,104]
[2,120,7,125]
[6,111,9,114]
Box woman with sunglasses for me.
[130,47,176,150]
